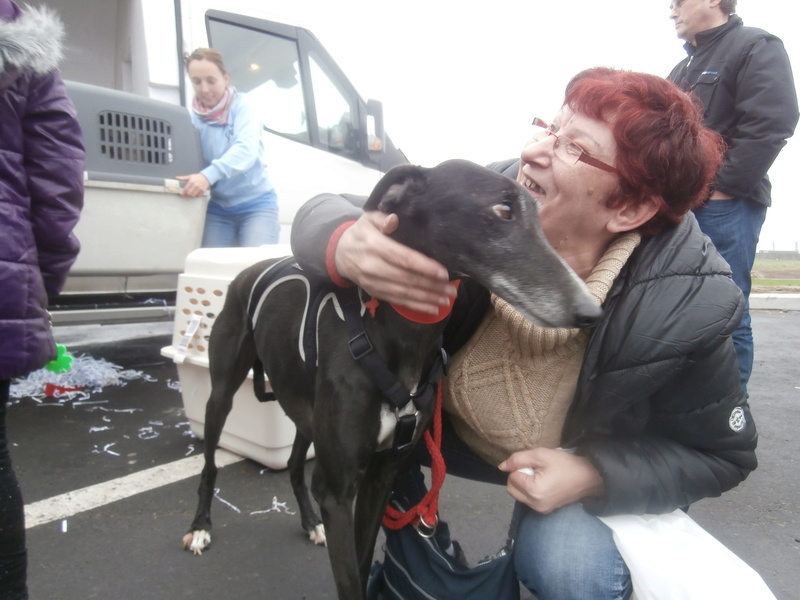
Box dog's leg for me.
[309,381,384,600]
[354,453,402,588]
[313,466,362,599]
[182,387,234,554]
[183,306,257,555]
[287,430,325,545]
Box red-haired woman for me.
[291,67,756,599]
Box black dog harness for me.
[337,290,448,451]
[244,258,448,452]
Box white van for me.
[33,0,407,323]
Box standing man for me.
[667,0,798,396]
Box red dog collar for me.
[388,280,461,324]
[326,222,461,323]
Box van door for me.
[204,11,408,240]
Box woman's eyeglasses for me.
[532,117,618,174]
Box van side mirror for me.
[367,99,385,155]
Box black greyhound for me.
[182,159,601,599]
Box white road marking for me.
[24,448,244,529]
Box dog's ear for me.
[364,164,428,213]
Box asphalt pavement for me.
[6,309,799,599]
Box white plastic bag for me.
[599,509,776,600]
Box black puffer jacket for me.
[564,195,754,514]
[290,159,757,516]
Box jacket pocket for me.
[691,70,720,113]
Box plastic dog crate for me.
[63,81,209,294]
[160,245,314,469]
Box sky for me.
[181,0,800,250]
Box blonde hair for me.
[185,48,227,75]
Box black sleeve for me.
[715,37,798,197]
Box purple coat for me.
[0,2,84,380]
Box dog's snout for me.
[574,301,603,329]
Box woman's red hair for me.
[565,67,724,236]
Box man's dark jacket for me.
[290,159,758,516]
[668,15,798,206]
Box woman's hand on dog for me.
[335,211,458,315]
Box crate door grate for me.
[98,111,174,165]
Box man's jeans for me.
[693,197,767,397]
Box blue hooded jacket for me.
[191,91,276,212]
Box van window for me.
[309,52,357,156]
[205,10,407,172]
[206,20,309,142]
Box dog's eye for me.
[492,203,513,220]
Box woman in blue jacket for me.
[178,48,279,247]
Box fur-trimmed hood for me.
[0,3,64,77]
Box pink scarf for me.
[192,87,236,126]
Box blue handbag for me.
[367,513,519,600]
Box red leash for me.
[382,384,446,531]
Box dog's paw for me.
[309,524,327,547]
[183,530,211,555]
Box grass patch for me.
[751,256,800,289]
[752,278,800,287]
[752,258,800,272]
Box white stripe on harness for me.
[246,262,361,366]
[313,291,364,367]
[248,276,311,363]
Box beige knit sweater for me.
[443,232,641,466]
